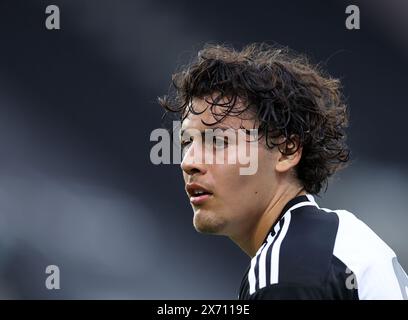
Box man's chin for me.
[193,211,226,234]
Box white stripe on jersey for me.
[270,211,292,285]
[258,223,281,289]
[248,241,267,294]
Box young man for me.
[158,44,408,299]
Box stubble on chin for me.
[193,209,227,234]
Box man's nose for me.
[180,143,208,176]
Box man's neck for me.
[231,186,306,258]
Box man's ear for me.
[275,136,302,173]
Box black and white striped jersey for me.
[238,194,408,300]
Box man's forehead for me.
[181,112,241,132]
[181,97,252,131]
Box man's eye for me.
[181,138,192,150]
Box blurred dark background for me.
[0,0,407,298]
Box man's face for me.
[180,97,282,239]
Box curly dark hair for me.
[158,43,350,195]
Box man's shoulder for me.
[328,208,407,299]
[240,204,341,298]
[239,200,407,300]
[290,203,396,264]
[288,205,398,284]
[330,208,397,262]
[277,204,340,285]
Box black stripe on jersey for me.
[278,205,339,285]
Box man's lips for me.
[190,193,212,205]
[185,183,213,205]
